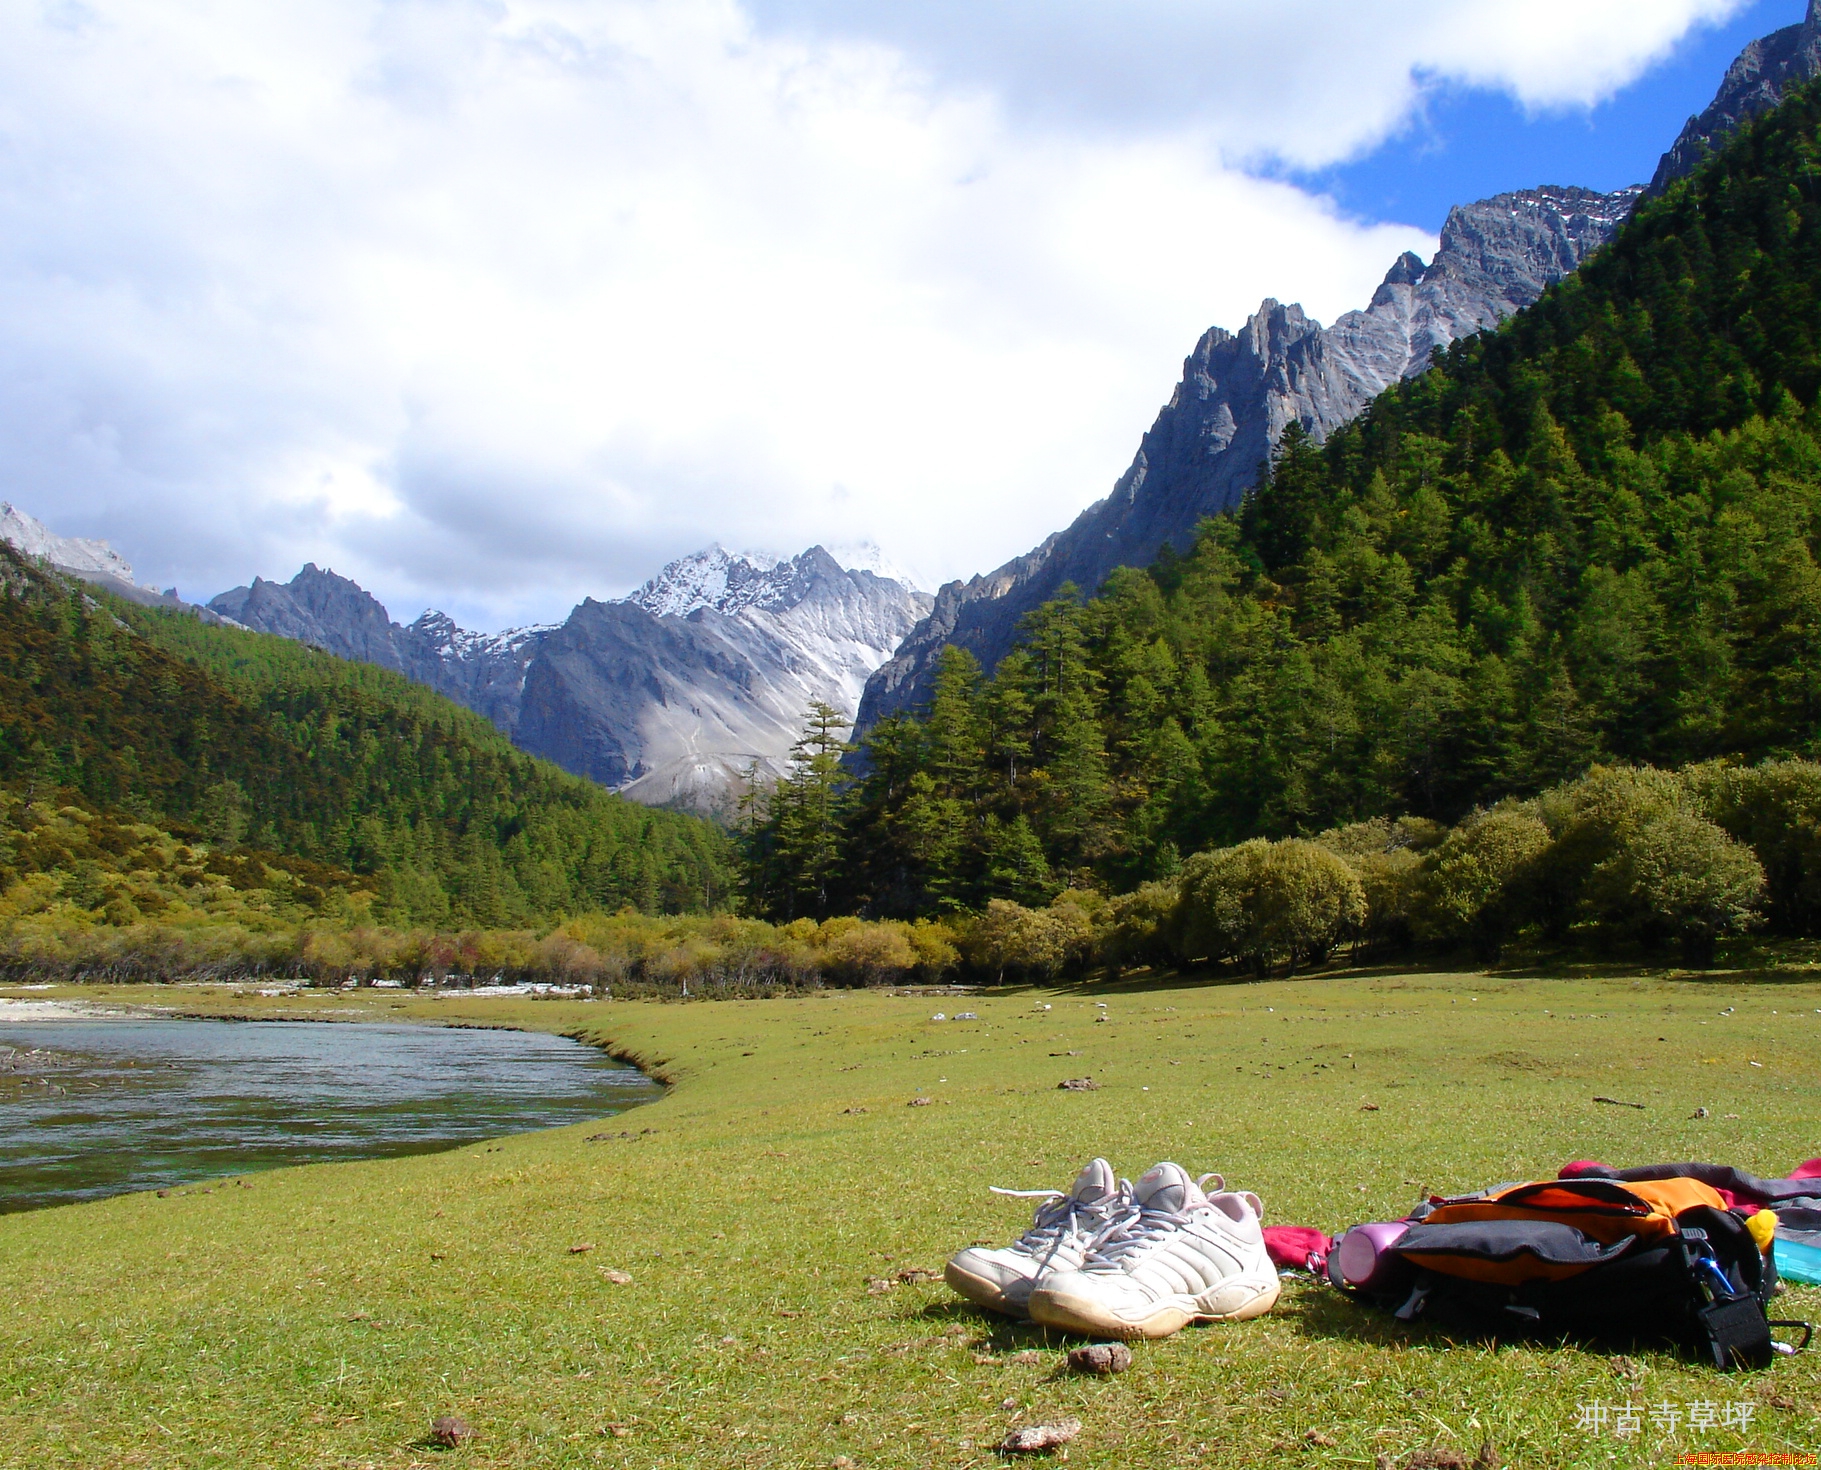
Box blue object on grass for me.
[1774,1236,1821,1286]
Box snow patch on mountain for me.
[1,501,143,585]
[622,545,787,618]
[408,609,559,662]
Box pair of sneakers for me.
[944,1158,1281,1340]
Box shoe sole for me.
[944,1260,1031,1319]
[1028,1274,1281,1340]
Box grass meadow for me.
[1,963,1817,1469]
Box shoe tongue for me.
[1133,1161,1203,1213]
[1067,1157,1119,1206]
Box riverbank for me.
[2,969,1817,1468]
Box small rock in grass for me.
[1007,1350,1046,1366]
[1360,1102,1380,1111]
[841,1107,868,1115]
[604,1423,633,1438]
[156,1189,169,1198]
[895,1267,939,1284]
[1304,1429,1336,1446]
[831,1458,858,1469]
[569,1242,595,1255]
[599,1268,633,1285]
[999,1418,1082,1454]
[429,1415,474,1447]
[1692,1106,1711,1118]
[907,1096,933,1107]
[865,1277,895,1295]
[1057,1077,1099,1091]
[1067,1342,1132,1375]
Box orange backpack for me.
[1341,1175,1782,1369]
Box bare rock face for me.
[856,184,1639,732]
[0,499,216,617]
[1649,0,1821,195]
[209,566,554,733]
[211,564,414,670]
[512,547,929,813]
[396,611,553,737]
[208,547,930,815]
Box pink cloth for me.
[1793,1157,1821,1180]
[1263,1224,1331,1273]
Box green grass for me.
[1,965,1818,1469]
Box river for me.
[0,1014,660,1213]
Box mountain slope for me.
[208,565,554,734]
[0,500,206,615]
[0,545,733,924]
[794,73,1821,917]
[209,546,932,813]
[858,185,1641,731]
[520,547,932,811]
[1649,0,1821,193]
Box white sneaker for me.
[945,1158,1132,1318]
[1027,1161,1281,1339]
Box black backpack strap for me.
[1679,1223,1774,1370]
[1696,1294,1775,1370]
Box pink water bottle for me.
[1331,1221,1410,1291]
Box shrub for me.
[1413,806,1551,958]
[965,897,1095,981]
[819,921,918,985]
[1173,838,1365,974]
[1316,817,1444,951]
[1684,759,1821,936]
[1098,880,1179,972]
[1584,807,1764,965]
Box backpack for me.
[1331,1176,1787,1369]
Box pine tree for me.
[768,702,853,920]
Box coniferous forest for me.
[746,77,1821,956]
[0,543,734,936]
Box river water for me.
[0,1016,660,1214]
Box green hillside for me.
[0,545,733,928]
[763,77,1821,920]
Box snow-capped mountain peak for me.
[620,544,783,618]
[623,541,927,619]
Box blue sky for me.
[1304,1,1796,226]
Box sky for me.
[0,0,1799,630]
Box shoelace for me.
[1085,1174,1226,1270]
[989,1182,1134,1272]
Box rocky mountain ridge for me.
[1649,0,1821,194]
[207,546,931,813]
[858,3,1821,733]
[861,4,1821,737]
[0,501,205,615]
[856,183,1642,730]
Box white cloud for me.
[0,0,1747,628]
